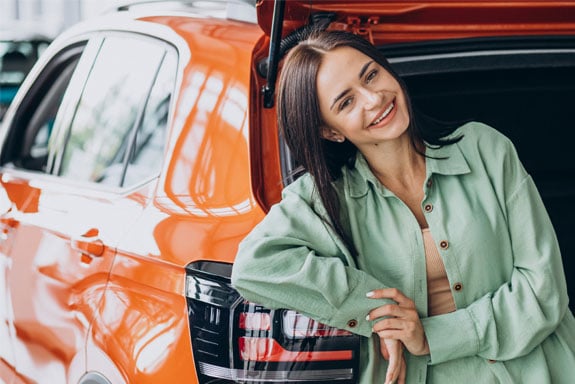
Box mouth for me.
[369,99,396,127]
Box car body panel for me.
[1,172,148,383]
[257,0,575,44]
[82,14,267,383]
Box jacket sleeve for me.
[421,134,569,364]
[231,176,392,337]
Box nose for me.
[358,87,380,110]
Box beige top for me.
[422,228,456,316]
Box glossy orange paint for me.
[83,15,267,383]
[257,0,575,44]
[0,171,153,383]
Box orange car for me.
[1,0,574,383]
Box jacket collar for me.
[346,141,471,198]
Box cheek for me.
[336,111,364,134]
[395,92,410,122]
[321,107,365,135]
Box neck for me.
[361,135,425,186]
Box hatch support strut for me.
[262,0,285,108]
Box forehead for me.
[318,46,371,79]
[316,46,372,103]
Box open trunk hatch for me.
[257,0,575,45]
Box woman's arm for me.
[231,176,393,337]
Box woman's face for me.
[316,46,410,149]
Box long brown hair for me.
[277,30,461,258]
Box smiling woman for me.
[231,30,575,384]
[316,48,410,148]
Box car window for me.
[57,35,167,186]
[19,60,77,171]
[0,41,89,171]
[122,50,177,187]
[0,40,51,120]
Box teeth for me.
[372,102,395,125]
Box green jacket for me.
[231,122,575,383]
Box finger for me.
[367,288,414,307]
[368,304,402,321]
[372,318,405,333]
[399,356,407,384]
[379,338,390,360]
[385,344,401,384]
[376,329,403,341]
[384,339,402,384]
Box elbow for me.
[534,282,570,334]
[546,270,570,327]
[231,240,250,285]
[230,262,270,307]
[230,249,260,299]
[230,265,253,303]
[230,257,249,292]
[553,289,570,327]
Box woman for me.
[231,30,575,383]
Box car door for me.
[0,35,97,384]
[0,32,174,383]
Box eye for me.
[338,96,354,111]
[365,69,378,83]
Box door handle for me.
[0,216,18,242]
[0,217,18,228]
[71,228,105,260]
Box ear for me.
[321,127,345,143]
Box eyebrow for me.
[329,60,374,111]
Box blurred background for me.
[1,0,118,119]
[1,0,118,37]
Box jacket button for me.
[454,282,463,291]
[424,203,433,213]
[439,240,449,249]
[347,319,358,328]
[426,179,433,188]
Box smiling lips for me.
[369,99,396,127]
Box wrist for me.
[416,337,430,356]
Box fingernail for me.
[366,291,374,297]
[365,315,370,321]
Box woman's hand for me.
[380,338,406,384]
[367,288,430,356]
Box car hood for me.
[256,0,575,45]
